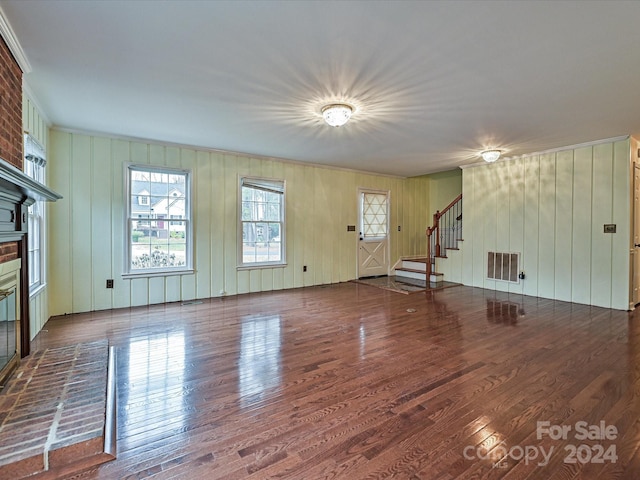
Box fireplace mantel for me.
[0,156,61,369]
[0,157,61,210]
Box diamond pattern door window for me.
[362,193,388,238]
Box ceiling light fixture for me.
[322,104,353,127]
[481,149,501,163]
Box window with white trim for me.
[240,177,285,266]
[126,165,191,275]
[24,134,46,293]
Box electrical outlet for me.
[303,265,307,272]
[106,279,114,288]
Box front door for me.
[358,189,389,278]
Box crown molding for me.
[460,135,630,169]
[0,5,31,74]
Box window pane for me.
[128,167,190,273]
[240,178,284,265]
[32,251,40,285]
[243,222,256,244]
[130,222,152,270]
[132,195,151,215]
[168,198,185,217]
[28,219,35,250]
[362,193,388,238]
[242,202,253,221]
[28,250,35,284]
[168,173,184,185]
[255,222,268,243]
[242,188,253,202]
[268,223,280,242]
[266,202,280,221]
[267,223,281,261]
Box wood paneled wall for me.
[48,130,430,316]
[438,138,632,310]
[23,92,50,339]
[427,169,462,213]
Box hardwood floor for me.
[30,283,640,479]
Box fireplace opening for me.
[0,259,20,388]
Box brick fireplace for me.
[0,35,60,386]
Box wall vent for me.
[487,252,520,283]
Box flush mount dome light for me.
[322,103,353,127]
[481,149,502,163]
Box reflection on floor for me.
[24,283,640,478]
[351,275,460,294]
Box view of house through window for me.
[24,134,46,293]
[240,177,285,266]
[127,165,191,274]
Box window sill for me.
[123,269,195,280]
[237,263,287,271]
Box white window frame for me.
[124,164,193,278]
[24,134,47,296]
[238,176,286,268]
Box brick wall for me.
[0,242,18,263]
[0,35,22,170]
[0,35,23,262]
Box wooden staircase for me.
[394,194,462,284]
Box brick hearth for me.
[0,341,116,479]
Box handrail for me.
[435,193,462,222]
[426,194,462,281]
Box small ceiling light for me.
[481,149,501,163]
[322,104,353,127]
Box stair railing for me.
[426,193,462,280]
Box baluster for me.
[434,211,440,257]
[442,211,447,256]
[448,209,452,253]
[425,194,462,281]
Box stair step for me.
[401,260,429,271]
[396,267,427,274]
[396,268,443,276]
[401,257,429,263]
[395,268,443,283]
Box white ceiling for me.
[1,0,639,177]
